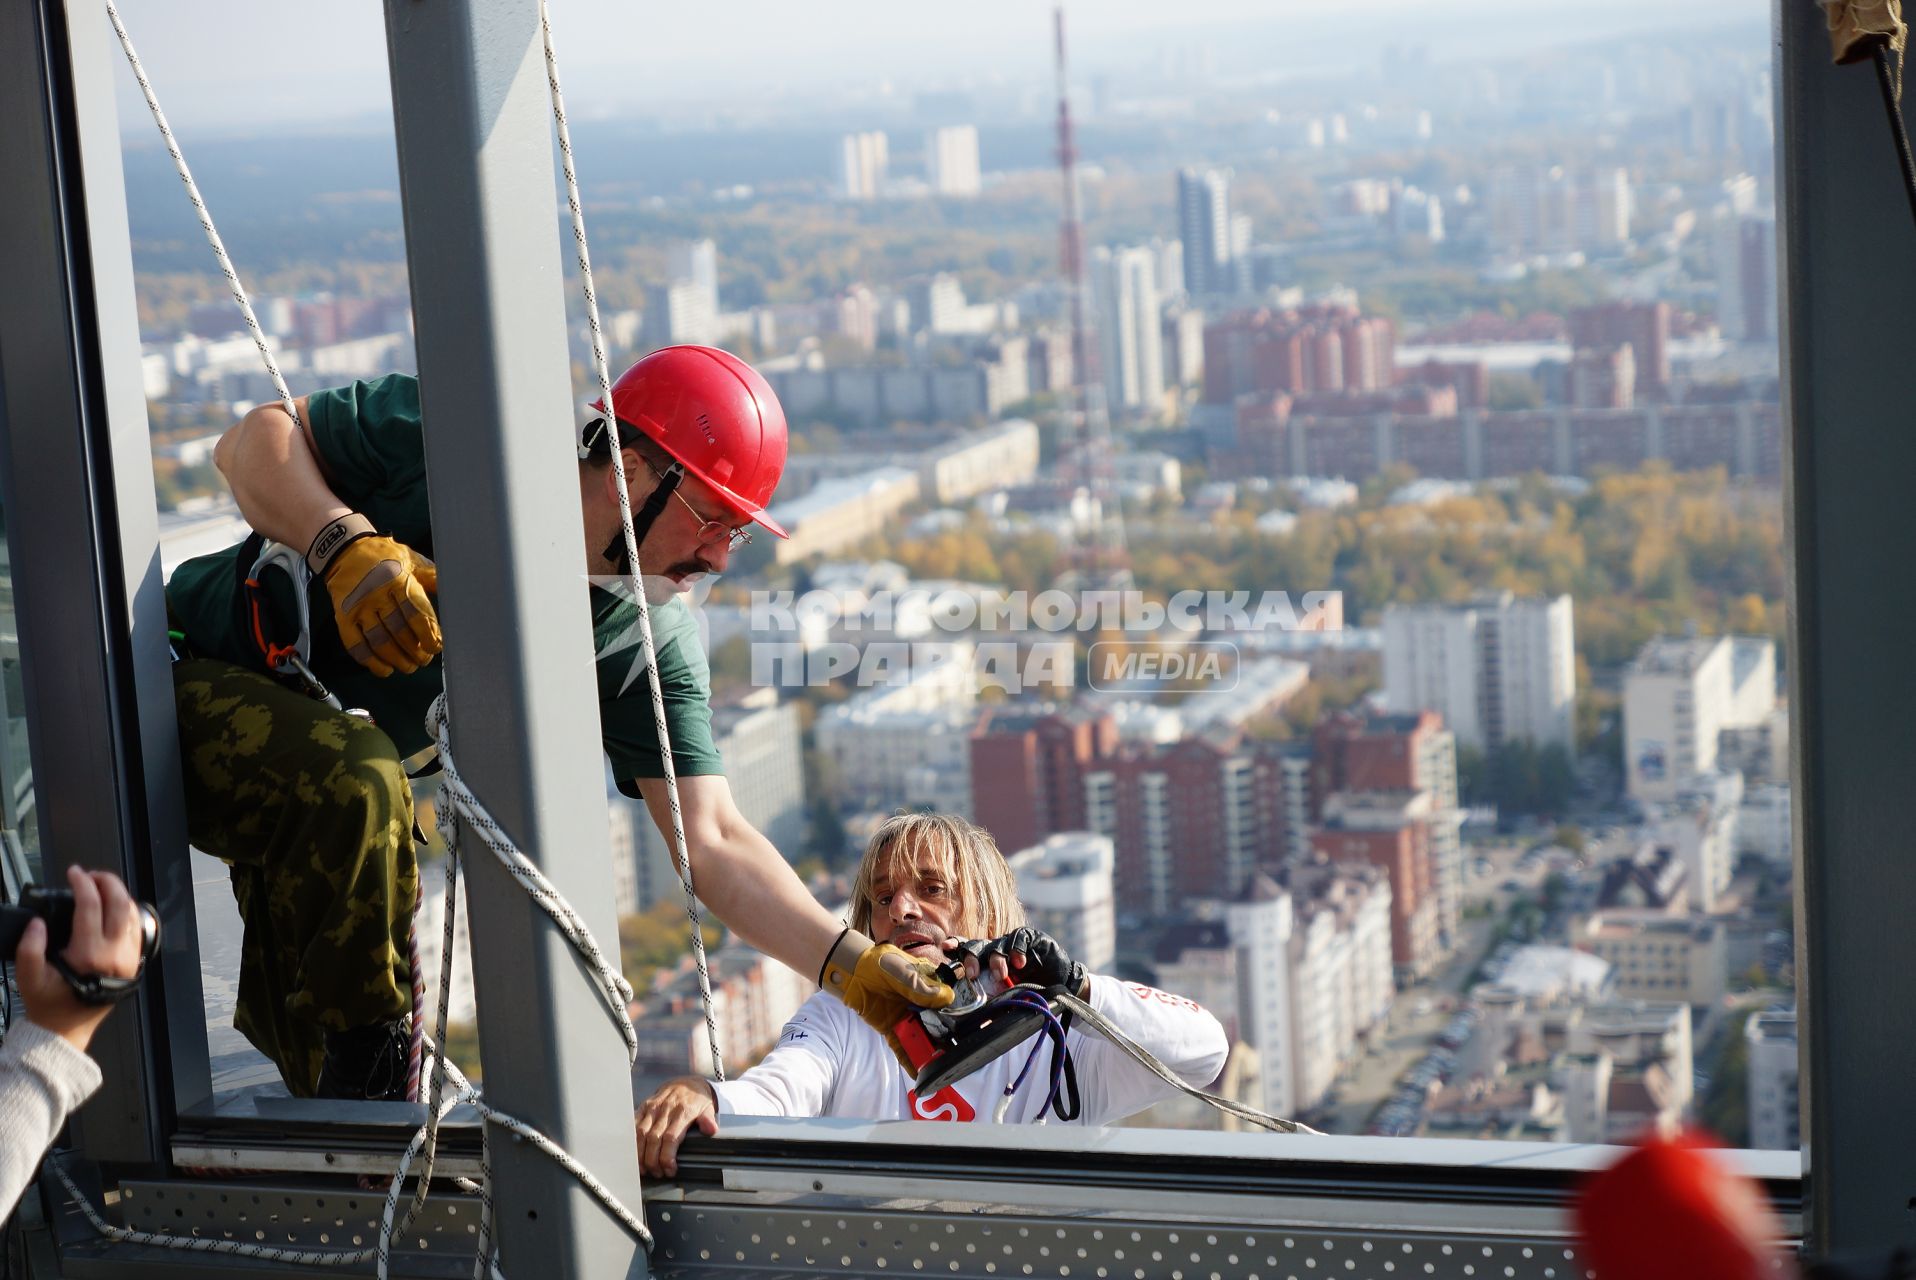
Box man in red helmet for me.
[165,348,949,1101]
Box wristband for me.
[306,512,377,576]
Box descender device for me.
[893,943,1080,1115]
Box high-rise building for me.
[907,273,968,334]
[1146,236,1186,301]
[926,125,982,197]
[1623,635,1732,804]
[1311,791,1441,981]
[1177,168,1236,298]
[1714,213,1779,342]
[1156,863,1391,1116]
[1311,711,1463,949]
[831,283,879,352]
[1623,635,1776,804]
[1198,305,1396,405]
[1161,305,1206,388]
[1487,165,1633,254]
[1746,1007,1799,1151]
[642,279,719,350]
[1382,593,1577,753]
[835,130,889,200]
[1568,301,1670,397]
[1569,344,1635,410]
[1091,737,1261,917]
[969,704,1119,858]
[1092,245,1166,418]
[1009,832,1117,973]
[668,238,719,316]
[1225,874,1296,1118]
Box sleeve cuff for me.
[10,1019,104,1111]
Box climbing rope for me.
[539,0,726,1082]
[426,697,638,1054]
[103,0,298,429]
[1052,992,1321,1135]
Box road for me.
[1315,842,1539,1135]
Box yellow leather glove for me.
[820,928,955,1074]
[318,530,441,677]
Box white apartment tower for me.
[1624,634,1777,803]
[1009,832,1117,973]
[668,237,719,315]
[926,125,982,197]
[835,131,889,200]
[1226,874,1296,1119]
[1746,1008,1799,1152]
[1093,245,1167,418]
[1382,593,1576,753]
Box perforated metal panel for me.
[646,1203,1635,1280]
[112,1179,483,1265]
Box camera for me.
[0,885,161,965]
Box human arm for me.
[0,867,147,1220]
[213,395,342,550]
[634,996,848,1177]
[633,774,844,977]
[213,390,439,675]
[1065,977,1230,1127]
[632,775,952,1062]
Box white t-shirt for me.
[711,975,1227,1126]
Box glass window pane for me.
[0,496,39,891]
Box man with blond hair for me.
[635,812,1228,1176]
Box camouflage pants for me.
[172,659,417,1097]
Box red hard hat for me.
[592,345,790,539]
[1574,1130,1787,1280]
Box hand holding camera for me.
[2,867,158,1052]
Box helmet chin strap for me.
[602,460,683,576]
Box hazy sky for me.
[105,0,1763,136]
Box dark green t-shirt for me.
[165,373,722,794]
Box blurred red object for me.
[1575,1129,1797,1280]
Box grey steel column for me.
[1778,0,1916,1255]
[0,0,210,1164]
[382,2,647,1275]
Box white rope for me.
[539,0,726,1082]
[103,0,299,429]
[1052,992,1321,1135]
[427,698,639,1055]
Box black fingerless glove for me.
[977,926,1086,995]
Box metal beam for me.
[381,2,647,1275]
[1778,0,1916,1255]
[0,0,210,1166]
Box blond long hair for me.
[849,811,1025,941]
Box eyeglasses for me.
[651,465,753,552]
